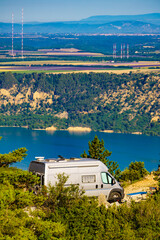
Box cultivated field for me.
[0,60,160,67]
[0,67,160,74]
[0,58,160,74]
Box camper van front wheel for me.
[108,192,121,203]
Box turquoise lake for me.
[0,127,160,172]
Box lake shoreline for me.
[0,125,157,137]
[0,127,159,172]
[36,126,143,135]
[34,126,144,136]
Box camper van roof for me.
[34,157,100,163]
[30,157,108,171]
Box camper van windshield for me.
[101,172,113,184]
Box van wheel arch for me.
[108,191,122,203]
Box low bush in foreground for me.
[0,168,160,240]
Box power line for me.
[22,8,24,59]
[127,44,129,59]
[12,13,14,57]
[113,43,116,59]
[123,44,125,58]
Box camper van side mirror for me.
[112,179,116,185]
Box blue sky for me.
[0,0,160,22]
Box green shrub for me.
[120,161,149,182]
[0,167,40,189]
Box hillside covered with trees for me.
[0,71,160,135]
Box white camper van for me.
[29,157,124,202]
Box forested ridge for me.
[0,71,160,135]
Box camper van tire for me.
[108,191,121,203]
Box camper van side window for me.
[101,172,112,184]
[82,175,96,183]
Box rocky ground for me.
[123,173,158,202]
[124,173,158,194]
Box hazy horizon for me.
[0,0,160,23]
[1,13,160,24]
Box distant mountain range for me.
[81,13,160,25]
[0,13,160,34]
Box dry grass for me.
[124,173,158,195]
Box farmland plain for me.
[0,59,160,74]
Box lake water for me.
[0,127,160,172]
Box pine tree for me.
[81,135,121,179]
[0,148,27,167]
[0,136,27,167]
